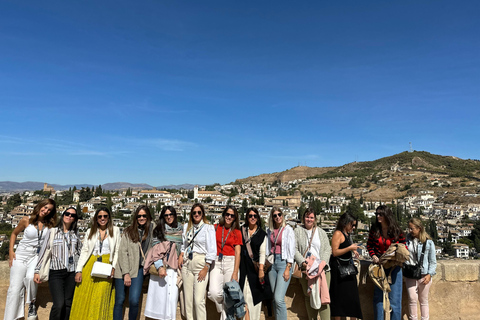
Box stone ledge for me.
[1,260,479,319]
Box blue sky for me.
[1,0,479,186]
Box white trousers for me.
[208,255,237,320]
[4,247,38,320]
[242,277,262,320]
[182,253,209,320]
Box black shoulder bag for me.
[403,240,427,279]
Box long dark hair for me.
[56,207,79,233]
[153,205,178,242]
[336,212,357,232]
[124,205,153,243]
[219,205,240,230]
[370,205,402,241]
[88,207,114,239]
[246,207,262,228]
[30,199,57,228]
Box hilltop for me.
[234,151,480,202]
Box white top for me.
[181,223,217,264]
[406,237,419,265]
[266,225,296,263]
[93,237,111,256]
[305,228,321,259]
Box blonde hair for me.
[408,217,431,243]
[268,207,286,230]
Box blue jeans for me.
[374,266,402,320]
[113,268,144,320]
[268,254,292,320]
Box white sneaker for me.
[27,303,37,320]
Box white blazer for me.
[76,226,121,273]
[266,225,296,263]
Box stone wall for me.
[0,260,479,319]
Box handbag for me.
[38,228,56,282]
[293,227,316,279]
[403,239,427,279]
[91,261,113,278]
[337,257,358,279]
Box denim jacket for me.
[223,280,246,320]
[406,236,437,276]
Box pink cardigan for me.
[306,258,330,305]
[143,241,178,275]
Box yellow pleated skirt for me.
[70,254,115,320]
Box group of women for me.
[5,200,436,320]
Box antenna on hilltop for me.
[409,142,413,153]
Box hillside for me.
[234,151,480,202]
[234,166,335,184]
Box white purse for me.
[91,261,113,278]
[38,229,56,282]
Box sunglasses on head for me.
[64,212,77,218]
[224,213,235,218]
[164,213,174,218]
[137,214,148,219]
[192,210,202,216]
[248,214,258,219]
[273,213,282,219]
[97,214,109,219]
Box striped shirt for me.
[36,228,82,273]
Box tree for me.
[79,187,93,202]
[95,185,103,197]
[345,198,366,222]
[297,203,306,220]
[205,197,213,203]
[5,193,22,212]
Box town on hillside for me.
[1,174,479,261]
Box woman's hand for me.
[372,255,379,264]
[283,264,291,282]
[159,267,167,278]
[124,273,132,286]
[353,251,360,259]
[109,267,115,279]
[8,252,16,268]
[197,265,209,282]
[33,274,41,284]
[258,269,265,281]
[231,272,239,282]
[178,254,184,270]
[75,272,82,283]
[349,243,359,252]
[422,274,431,285]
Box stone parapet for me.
[0,260,478,319]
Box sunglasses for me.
[164,213,175,218]
[224,213,235,218]
[137,214,148,219]
[248,214,258,219]
[97,215,109,219]
[192,210,203,216]
[64,212,77,218]
[273,213,282,219]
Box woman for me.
[294,208,331,320]
[266,207,295,320]
[239,207,271,320]
[367,205,406,320]
[329,212,363,320]
[144,206,183,320]
[208,205,243,320]
[178,203,216,320]
[33,207,82,320]
[405,218,437,320]
[113,205,154,320]
[5,199,57,320]
[70,207,120,320]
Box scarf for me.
[185,221,204,260]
